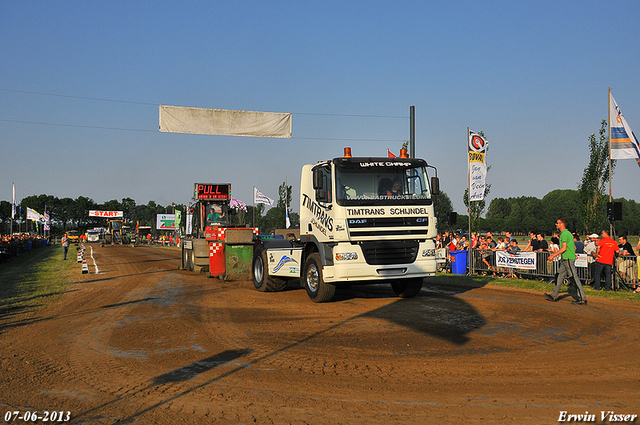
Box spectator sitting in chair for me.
[618,235,638,292]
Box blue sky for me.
[2,1,640,217]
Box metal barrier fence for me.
[438,248,637,290]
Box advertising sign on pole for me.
[186,213,193,235]
[156,214,177,231]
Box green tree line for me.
[434,188,639,237]
[0,182,299,236]
[450,189,639,236]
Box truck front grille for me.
[359,241,419,265]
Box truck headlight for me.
[422,249,436,257]
[335,252,358,261]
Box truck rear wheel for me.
[192,239,209,269]
[182,247,192,271]
[252,246,287,292]
[188,249,196,271]
[391,278,423,298]
[303,252,335,303]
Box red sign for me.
[194,183,230,200]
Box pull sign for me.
[194,183,230,200]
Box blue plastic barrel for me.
[450,250,468,275]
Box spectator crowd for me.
[435,229,639,292]
[0,233,51,263]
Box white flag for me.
[26,207,41,222]
[609,92,640,160]
[254,187,274,206]
[286,207,291,229]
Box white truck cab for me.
[252,150,439,302]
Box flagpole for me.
[10,182,14,235]
[252,186,255,229]
[467,127,473,276]
[608,87,613,203]
[608,87,613,236]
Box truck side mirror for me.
[313,168,324,190]
[431,176,440,195]
[316,190,329,202]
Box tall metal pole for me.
[608,87,613,236]
[467,127,473,276]
[410,106,415,159]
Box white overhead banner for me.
[159,105,292,138]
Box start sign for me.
[89,210,123,218]
[194,183,230,201]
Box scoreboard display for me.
[194,183,231,201]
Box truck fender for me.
[300,234,335,267]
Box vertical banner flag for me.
[468,129,489,201]
[254,187,275,206]
[186,213,193,235]
[609,92,640,160]
[11,183,15,219]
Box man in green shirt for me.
[546,218,587,305]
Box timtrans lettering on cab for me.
[302,193,334,231]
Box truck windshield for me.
[334,158,433,206]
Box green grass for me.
[0,244,77,314]
[434,272,640,302]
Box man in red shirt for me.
[594,229,618,291]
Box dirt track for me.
[1,245,639,424]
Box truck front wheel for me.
[391,278,423,298]
[252,246,287,292]
[303,253,335,303]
